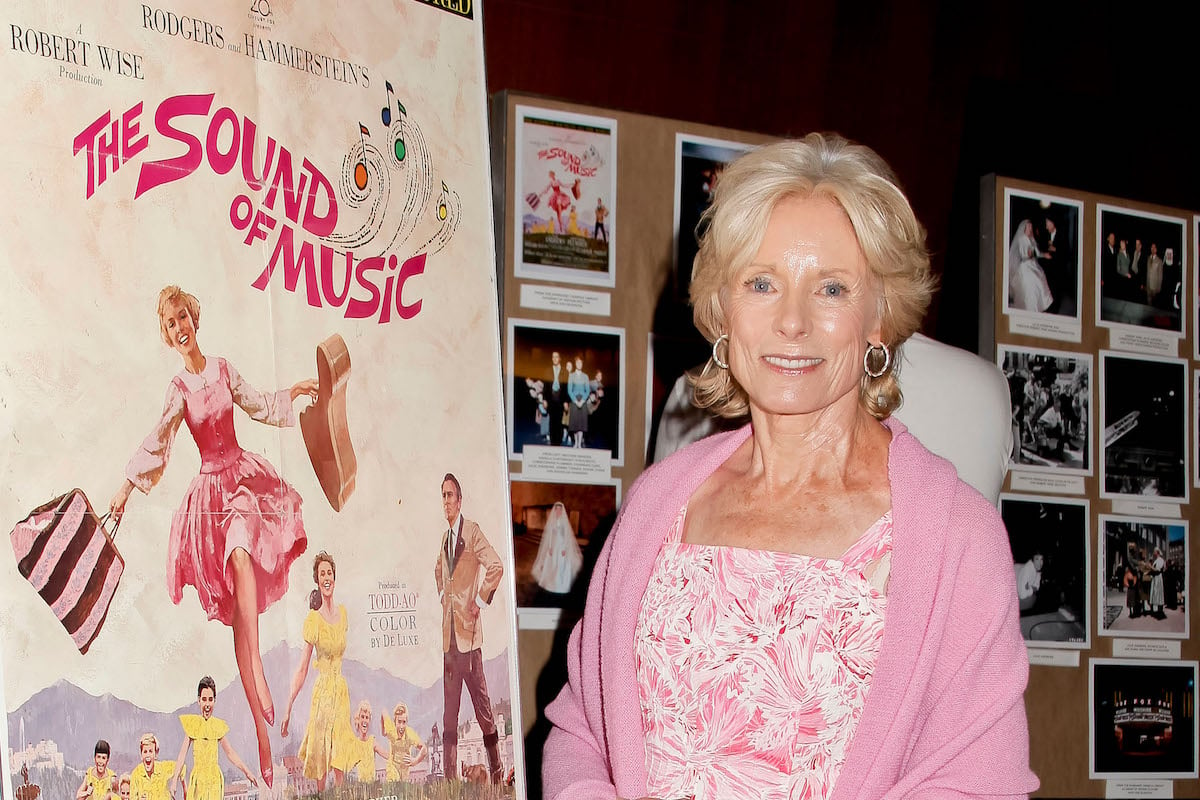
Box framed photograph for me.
[509,476,620,611]
[1090,658,1198,779]
[1002,188,1083,340]
[1194,214,1200,360]
[1096,204,1187,338]
[514,105,618,287]
[1099,351,1189,502]
[673,134,754,299]
[1000,494,1089,649]
[507,318,626,464]
[998,344,1092,476]
[1097,515,1189,639]
[643,332,729,464]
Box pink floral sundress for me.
[635,506,892,800]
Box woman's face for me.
[723,194,881,420]
[1023,221,1033,237]
[317,560,335,599]
[395,707,408,728]
[574,357,583,370]
[161,299,198,357]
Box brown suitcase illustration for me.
[9,489,123,654]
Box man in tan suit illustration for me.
[435,472,504,782]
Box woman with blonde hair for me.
[109,286,316,786]
[543,134,1035,799]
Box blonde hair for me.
[118,775,131,790]
[356,699,372,718]
[393,701,408,717]
[156,286,201,348]
[137,734,158,753]
[689,133,935,419]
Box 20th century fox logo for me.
[414,0,473,20]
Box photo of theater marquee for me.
[1091,659,1199,779]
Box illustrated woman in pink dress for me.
[541,170,572,233]
[109,285,317,787]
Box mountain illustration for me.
[7,640,511,778]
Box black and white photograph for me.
[1090,658,1198,780]
[1000,494,1089,648]
[1098,515,1189,639]
[999,345,1091,475]
[644,332,739,465]
[509,477,620,611]
[1096,204,1187,336]
[1100,351,1189,501]
[1002,188,1083,326]
[507,318,625,463]
[673,134,755,300]
[1194,214,1200,360]
[1195,371,1200,490]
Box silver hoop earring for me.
[711,334,730,370]
[863,342,890,378]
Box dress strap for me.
[665,504,688,544]
[840,511,893,568]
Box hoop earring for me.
[711,334,730,370]
[863,342,890,378]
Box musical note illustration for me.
[354,123,370,191]
[381,81,395,127]
[380,80,408,163]
[437,181,449,222]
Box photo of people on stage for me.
[1096,206,1186,335]
[1000,494,1089,648]
[1000,345,1091,475]
[507,319,625,462]
[1003,190,1082,320]
[1101,352,1189,500]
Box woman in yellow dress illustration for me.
[171,676,258,800]
[381,701,427,781]
[281,551,355,790]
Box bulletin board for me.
[983,175,1200,797]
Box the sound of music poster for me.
[0,2,526,799]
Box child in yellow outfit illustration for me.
[129,734,177,800]
[381,701,427,781]
[171,676,259,800]
[76,740,116,800]
[345,699,388,781]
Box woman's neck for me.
[181,350,206,375]
[745,399,885,490]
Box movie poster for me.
[513,105,617,288]
[0,2,524,799]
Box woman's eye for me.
[822,282,846,297]
[750,277,771,293]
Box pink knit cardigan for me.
[543,419,1038,799]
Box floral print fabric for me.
[635,507,892,800]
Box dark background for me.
[482,0,1199,353]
